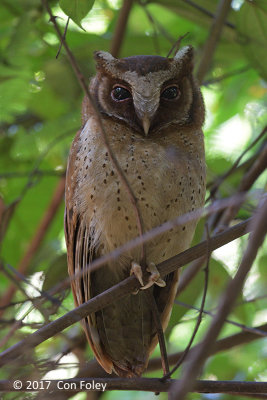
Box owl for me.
[64,45,206,377]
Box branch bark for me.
[0,218,251,368]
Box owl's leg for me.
[130,261,166,293]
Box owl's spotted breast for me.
[72,116,205,265]
[65,46,206,377]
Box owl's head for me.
[90,46,204,136]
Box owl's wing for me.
[64,130,113,374]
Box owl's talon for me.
[131,261,166,292]
[130,262,144,294]
[141,262,166,290]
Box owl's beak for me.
[142,115,151,136]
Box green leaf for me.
[258,255,267,281]
[208,259,230,299]
[236,0,267,81]
[59,0,95,29]
[43,254,68,292]
[166,267,203,335]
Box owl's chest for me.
[73,119,205,258]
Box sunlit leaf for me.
[59,0,95,29]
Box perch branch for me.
[0,217,251,367]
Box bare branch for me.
[196,0,233,84]
[0,378,267,394]
[0,217,251,368]
[110,0,134,57]
[171,197,267,399]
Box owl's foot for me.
[130,261,166,293]
[142,262,166,289]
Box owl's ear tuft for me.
[94,51,118,70]
[173,45,194,70]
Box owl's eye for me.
[111,86,132,101]
[161,85,180,100]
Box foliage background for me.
[0,0,266,399]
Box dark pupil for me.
[113,87,131,101]
[162,86,178,99]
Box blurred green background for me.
[0,0,266,399]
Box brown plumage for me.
[64,46,206,377]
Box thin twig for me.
[0,170,65,179]
[141,4,175,45]
[203,65,250,86]
[175,301,267,337]
[166,33,189,58]
[142,5,161,54]
[216,142,267,230]
[208,126,267,201]
[56,17,69,58]
[183,0,235,29]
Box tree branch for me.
[110,0,134,57]
[196,0,233,84]
[0,218,251,368]
[0,378,267,394]
[75,322,267,377]
[171,197,267,399]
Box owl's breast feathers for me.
[65,115,205,377]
